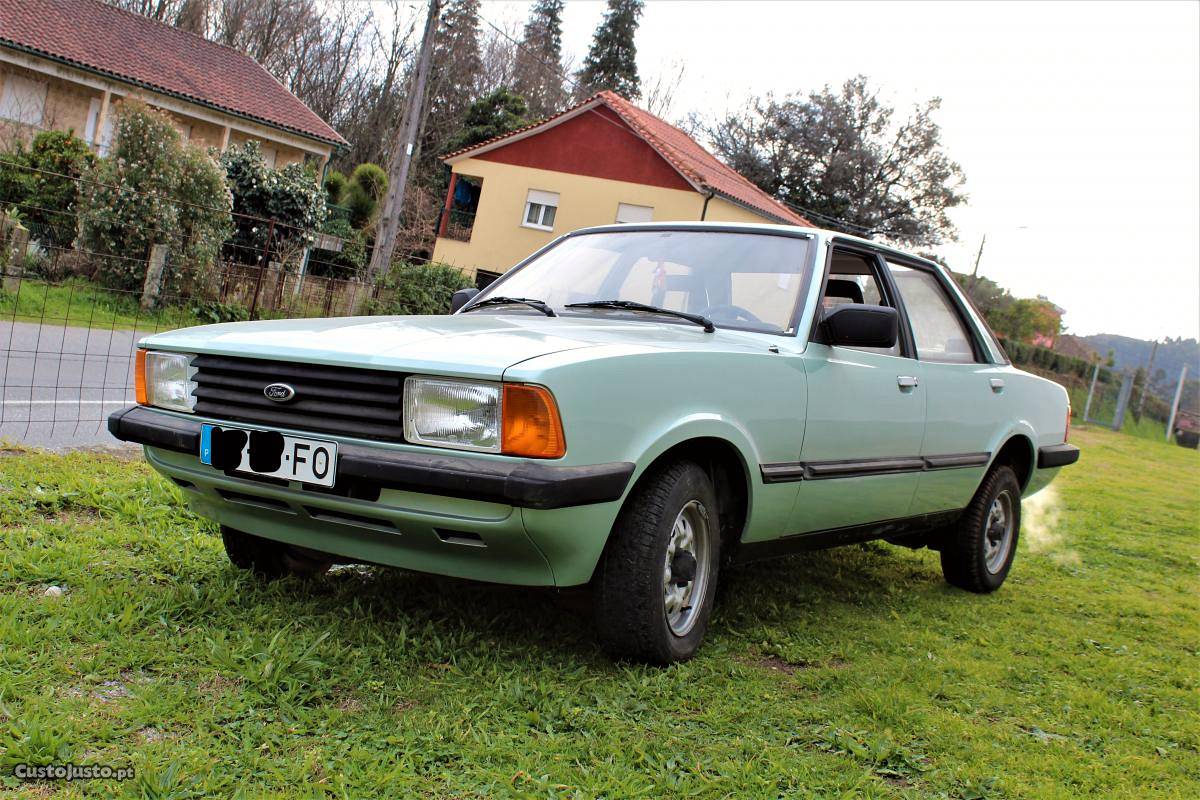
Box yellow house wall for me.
[431,158,787,278]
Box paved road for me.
[1,321,153,450]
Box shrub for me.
[220,141,327,265]
[322,169,347,207]
[326,162,388,230]
[0,130,95,249]
[349,163,388,202]
[365,261,472,316]
[76,101,232,294]
[190,299,250,324]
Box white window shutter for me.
[616,203,653,224]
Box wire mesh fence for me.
[0,150,430,447]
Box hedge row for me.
[998,337,1110,383]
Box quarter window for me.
[523,189,558,231]
[886,263,977,363]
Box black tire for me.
[221,526,331,580]
[940,465,1021,593]
[593,460,721,664]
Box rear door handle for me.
[989,378,1005,392]
[897,375,919,389]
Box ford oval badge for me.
[263,382,296,403]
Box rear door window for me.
[886,263,977,363]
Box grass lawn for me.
[0,279,205,332]
[0,426,1196,798]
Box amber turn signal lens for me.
[134,349,148,405]
[501,384,565,458]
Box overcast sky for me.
[478,0,1199,341]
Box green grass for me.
[0,427,1197,798]
[0,278,205,331]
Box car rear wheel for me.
[221,526,332,580]
[593,460,721,664]
[940,465,1021,593]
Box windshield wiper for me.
[565,300,715,332]
[462,296,556,317]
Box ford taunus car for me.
[109,223,1079,664]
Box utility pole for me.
[368,0,442,284]
[969,233,986,292]
[1135,338,1159,419]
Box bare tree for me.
[642,60,685,119]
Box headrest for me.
[824,278,865,304]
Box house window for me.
[0,74,48,126]
[523,189,558,231]
[615,203,653,224]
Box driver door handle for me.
[897,375,919,389]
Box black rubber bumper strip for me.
[1037,443,1080,469]
[108,405,634,510]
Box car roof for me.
[567,221,945,272]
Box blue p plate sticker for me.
[199,424,214,465]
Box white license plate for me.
[200,424,338,487]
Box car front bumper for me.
[108,406,633,510]
[108,406,634,586]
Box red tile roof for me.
[443,91,809,226]
[0,0,346,146]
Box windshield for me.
[472,229,813,334]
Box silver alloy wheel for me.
[983,490,1015,574]
[662,499,712,636]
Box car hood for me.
[139,312,773,378]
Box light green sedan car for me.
[110,223,1079,663]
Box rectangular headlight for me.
[140,350,196,413]
[404,376,500,453]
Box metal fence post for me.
[1082,362,1099,423]
[1165,365,1189,442]
[249,219,275,318]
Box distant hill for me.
[1080,334,1200,400]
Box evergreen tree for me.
[446,88,530,152]
[513,0,568,117]
[419,0,483,181]
[576,0,643,100]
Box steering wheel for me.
[702,304,762,325]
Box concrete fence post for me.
[141,244,169,310]
[1165,365,1189,442]
[1112,372,1135,432]
[1082,362,1100,423]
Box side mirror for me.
[822,304,898,348]
[450,287,480,313]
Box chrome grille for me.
[191,355,405,442]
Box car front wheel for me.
[221,526,332,580]
[593,460,721,664]
[940,464,1021,593]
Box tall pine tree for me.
[418,0,483,182]
[513,0,568,117]
[576,0,644,100]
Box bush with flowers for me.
[75,100,232,295]
[219,141,326,266]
